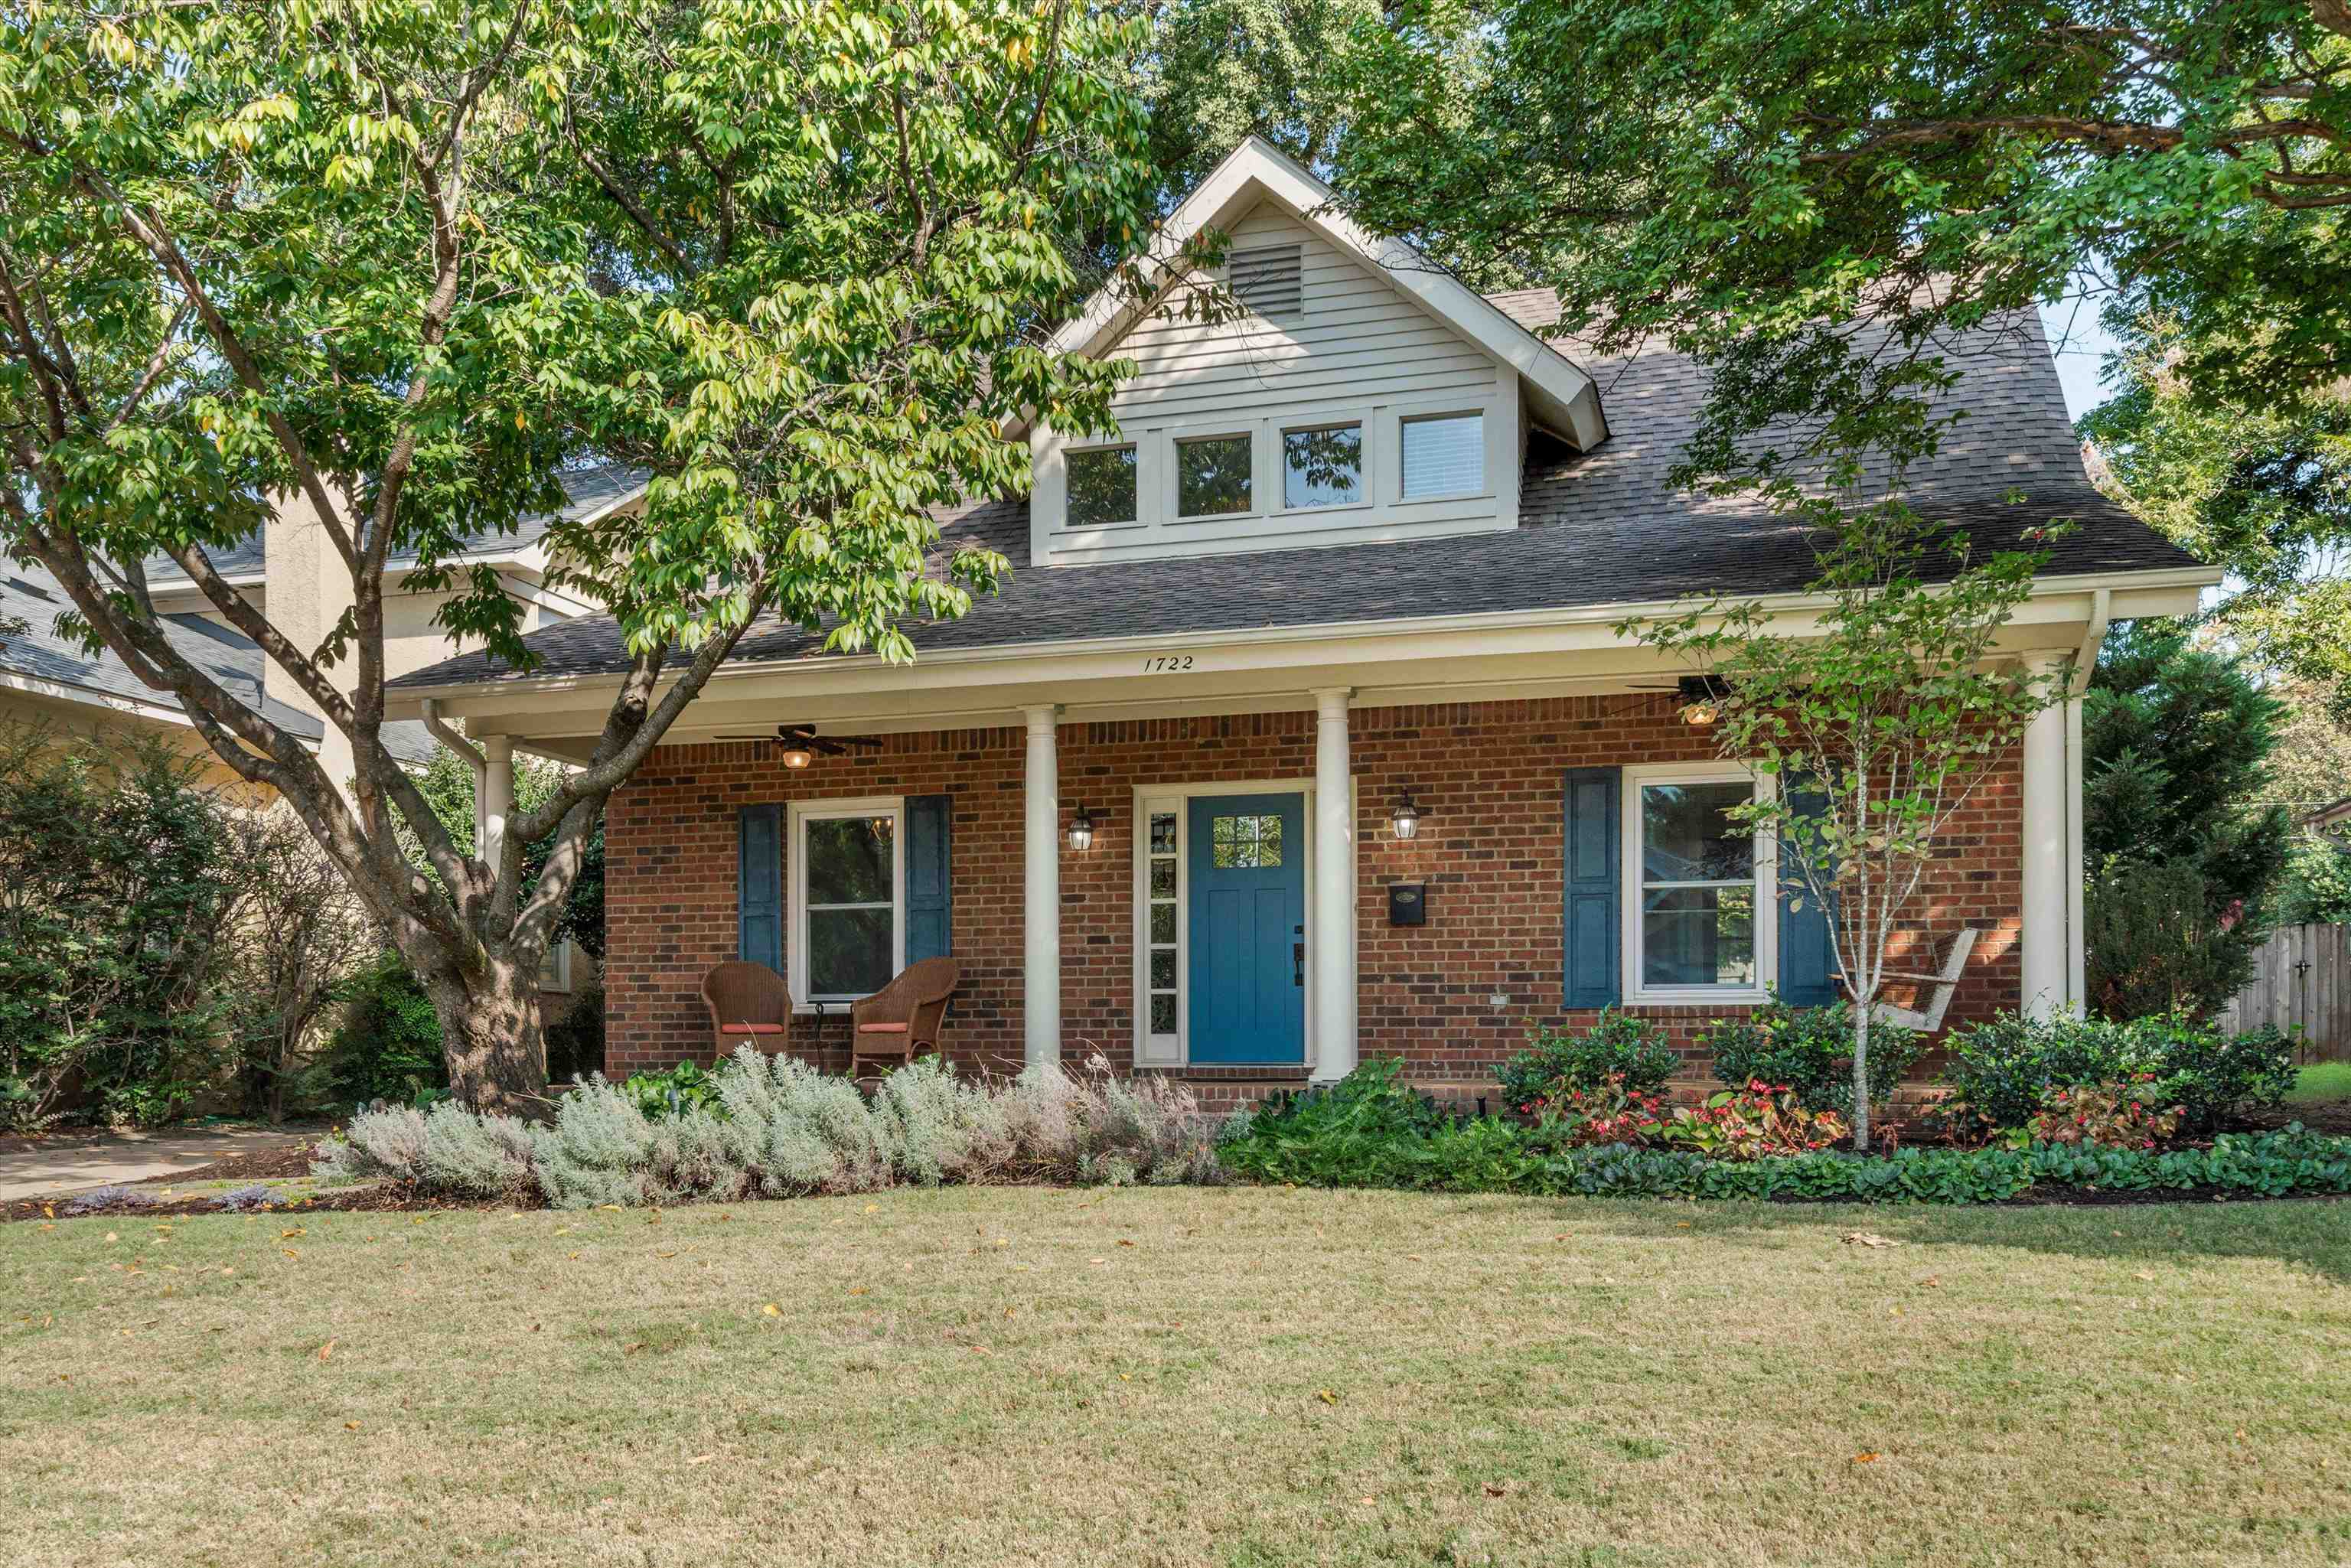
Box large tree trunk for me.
[426,953,550,1117]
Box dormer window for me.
[1228,243,1303,318]
[1067,445,1137,530]
[1177,434,1253,517]
[1400,412,1484,500]
[1283,423,1362,509]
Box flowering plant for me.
[2026,1075,2184,1149]
[1662,1079,1849,1160]
[1529,1071,1672,1147]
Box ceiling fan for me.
[1623,674,1733,725]
[712,723,883,769]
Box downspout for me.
[421,697,488,851]
[2066,588,2111,1015]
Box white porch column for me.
[480,734,514,869]
[1311,689,1357,1083]
[1022,704,1062,1068]
[2019,679,2068,1020]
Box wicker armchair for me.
[699,960,795,1058]
[849,957,960,1073]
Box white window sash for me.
[789,797,908,1006]
[1620,765,1776,1005]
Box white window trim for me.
[788,796,908,1007]
[1397,408,1490,505]
[1170,429,1259,522]
[1620,762,1777,1006]
[1275,417,1370,516]
[1064,441,1143,532]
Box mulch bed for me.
[2,1139,506,1224]
[132,1139,326,1185]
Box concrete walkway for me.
[0,1126,315,1201]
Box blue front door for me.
[1187,793,1306,1064]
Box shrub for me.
[0,725,237,1128]
[213,1183,283,1211]
[1937,1012,2296,1138]
[321,1050,1224,1208]
[977,1056,1220,1186]
[321,953,446,1110]
[1497,1009,1678,1115]
[619,1059,724,1120]
[1700,1000,1919,1119]
[2084,859,2264,1022]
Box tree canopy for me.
[1327,0,2350,500]
[1,0,1156,1108]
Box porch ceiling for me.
[386,572,2206,762]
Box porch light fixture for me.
[1389,787,1423,840]
[1067,802,1096,852]
[779,742,814,770]
[1677,674,1728,726]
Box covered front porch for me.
[387,575,2187,1086]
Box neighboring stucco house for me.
[386,139,2217,1095]
[1,562,324,793]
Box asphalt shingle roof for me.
[390,302,2196,693]
[143,459,647,586]
[0,568,445,764]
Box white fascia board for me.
[1044,136,1607,451]
[383,562,2217,722]
[0,667,201,726]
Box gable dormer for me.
[1029,139,1606,569]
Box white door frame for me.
[1129,775,1354,1070]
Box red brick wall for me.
[603,696,2023,1082]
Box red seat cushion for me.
[857,1022,911,1034]
[718,1022,786,1035]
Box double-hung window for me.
[791,799,905,1002]
[1623,766,1774,1001]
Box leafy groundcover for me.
[1215,1066,2351,1205]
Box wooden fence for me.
[2216,924,2351,1062]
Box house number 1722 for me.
[1142,655,1196,673]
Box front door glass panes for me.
[1178,435,1253,517]
[805,816,895,996]
[1210,813,1284,868]
[1639,782,1756,988]
[1067,445,1137,529]
[1283,424,1362,509]
[1146,810,1179,1036]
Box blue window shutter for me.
[1562,767,1622,1009]
[738,804,782,971]
[1776,778,1840,1006]
[905,794,953,963]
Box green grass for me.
[2286,1061,2351,1107]
[5,1188,2349,1566]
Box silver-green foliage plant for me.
[1003,1056,1224,1187]
[318,1051,1227,1205]
[873,1055,1014,1187]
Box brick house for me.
[388,139,2215,1096]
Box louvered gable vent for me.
[1228,243,1303,318]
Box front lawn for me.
[5,1188,2347,1566]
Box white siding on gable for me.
[1032,203,1521,567]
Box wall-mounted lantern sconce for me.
[1390,786,1423,840]
[1678,674,1729,726]
[1067,802,1096,852]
